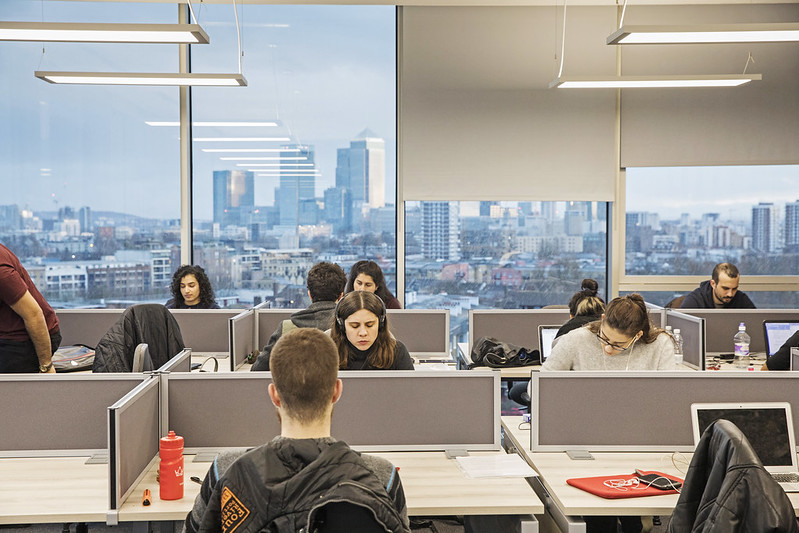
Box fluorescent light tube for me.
[35,71,247,87]
[549,74,761,89]
[607,24,799,45]
[0,22,209,44]
[202,148,300,153]
[146,121,278,127]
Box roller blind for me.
[620,4,799,168]
[400,6,618,202]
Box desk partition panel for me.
[230,309,257,371]
[665,311,705,370]
[681,309,799,353]
[56,309,124,347]
[164,371,500,452]
[387,309,449,357]
[0,374,145,457]
[256,309,296,350]
[170,309,240,355]
[156,348,192,373]
[531,371,799,452]
[108,377,160,510]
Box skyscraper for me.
[752,202,779,253]
[422,201,460,261]
[785,200,799,252]
[278,145,316,227]
[324,187,352,233]
[336,129,385,211]
[213,170,255,228]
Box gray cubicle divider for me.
[56,308,124,346]
[156,348,192,373]
[681,309,799,353]
[387,309,449,358]
[108,376,160,512]
[665,310,705,370]
[256,309,296,351]
[170,309,241,355]
[230,309,257,371]
[0,374,145,457]
[531,371,799,452]
[164,371,500,452]
[468,309,664,353]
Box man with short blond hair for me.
[185,328,409,533]
[680,262,756,309]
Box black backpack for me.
[469,336,540,368]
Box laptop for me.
[691,402,799,492]
[538,325,560,362]
[763,320,799,356]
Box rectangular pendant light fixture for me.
[549,74,761,89]
[607,23,799,45]
[0,21,209,44]
[35,71,247,87]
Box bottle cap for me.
[674,329,680,334]
[160,430,184,449]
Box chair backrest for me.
[310,501,389,533]
[664,295,685,309]
[132,343,153,373]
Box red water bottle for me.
[159,430,184,500]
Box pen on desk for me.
[142,488,151,506]
[191,476,203,485]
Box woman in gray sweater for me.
[543,293,674,371]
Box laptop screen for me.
[764,321,799,356]
[692,403,796,469]
[538,326,560,362]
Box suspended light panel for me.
[549,74,761,89]
[0,21,210,44]
[35,71,247,87]
[607,23,799,45]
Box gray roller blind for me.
[620,4,799,168]
[400,6,617,201]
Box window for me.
[405,201,608,342]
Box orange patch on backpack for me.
[221,486,250,533]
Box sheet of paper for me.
[455,454,538,478]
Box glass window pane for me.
[405,201,608,342]
[190,5,396,308]
[0,1,180,308]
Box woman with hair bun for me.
[556,279,606,338]
[543,293,673,371]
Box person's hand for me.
[761,362,769,371]
[41,364,56,374]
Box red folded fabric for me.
[566,470,683,499]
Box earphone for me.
[334,291,387,333]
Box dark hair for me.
[331,291,396,369]
[568,279,605,317]
[712,262,740,283]
[307,262,347,302]
[587,293,662,344]
[346,260,396,306]
[170,265,216,307]
[270,328,338,423]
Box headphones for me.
[334,292,387,333]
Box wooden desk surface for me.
[118,450,543,521]
[0,456,108,525]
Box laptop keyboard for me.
[772,473,799,483]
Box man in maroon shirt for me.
[0,243,61,373]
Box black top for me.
[345,340,414,370]
[555,314,600,339]
[679,280,756,309]
[165,298,220,310]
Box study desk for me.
[117,451,544,528]
[0,456,108,525]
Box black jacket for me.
[92,304,185,372]
[189,439,409,533]
[765,330,799,371]
[668,419,798,533]
[555,314,599,339]
[251,301,337,371]
[680,280,756,309]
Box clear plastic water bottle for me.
[672,328,683,367]
[733,322,751,369]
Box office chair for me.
[309,501,390,533]
[132,343,154,373]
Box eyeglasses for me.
[596,326,638,352]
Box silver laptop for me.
[538,325,560,362]
[691,402,799,492]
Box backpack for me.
[469,336,539,368]
[52,344,95,372]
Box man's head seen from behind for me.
[306,262,347,303]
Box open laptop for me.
[691,402,799,492]
[763,320,799,356]
[538,325,560,362]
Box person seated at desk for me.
[346,260,402,309]
[679,262,755,309]
[761,330,799,371]
[251,261,347,371]
[166,265,220,309]
[543,293,674,371]
[184,328,410,533]
[331,291,414,370]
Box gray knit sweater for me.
[542,326,675,371]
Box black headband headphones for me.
[334,292,387,333]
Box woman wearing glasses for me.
[542,293,674,371]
